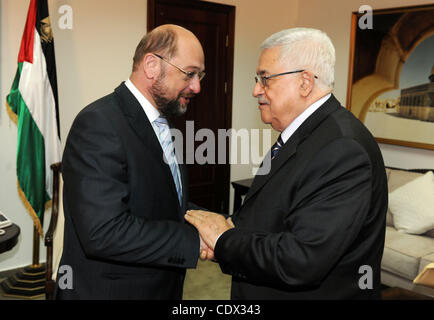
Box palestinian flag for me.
[6,0,61,237]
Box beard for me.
[151,75,193,118]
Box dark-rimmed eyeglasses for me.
[154,53,206,82]
[255,70,318,87]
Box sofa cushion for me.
[419,253,434,274]
[387,169,423,192]
[389,171,434,234]
[382,226,434,280]
[386,208,394,227]
[385,169,422,227]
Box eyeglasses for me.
[154,53,206,82]
[255,70,318,87]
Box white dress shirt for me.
[124,78,161,138]
[280,93,331,143]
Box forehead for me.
[174,33,205,70]
[257,47,282,75]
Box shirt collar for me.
[124,78,160,124]
[281,93,331,143]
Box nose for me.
[252,81,264,97]
[189,76,201,94]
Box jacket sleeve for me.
[62,107,200,269]
[214,138,372,288]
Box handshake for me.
[185,210,235,261]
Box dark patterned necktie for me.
[271,135,284,160]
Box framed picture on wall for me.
[346,4,434,150]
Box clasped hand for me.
[185,210,235,261]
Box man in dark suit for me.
[56,24,211,299]
[185,27,388,299]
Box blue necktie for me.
[153,116,183,205]
[271,135,284,160]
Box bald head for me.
[132,24,202,72]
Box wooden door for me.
[148,0,235,213]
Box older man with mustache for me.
[186,27,388,300]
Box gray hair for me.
[261,28,335,90]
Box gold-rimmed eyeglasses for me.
[255,70,318,87]
[154,53,206,82]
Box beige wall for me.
[53,0,147,140]
[1,0,433,272]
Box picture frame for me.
[346,4,434,150]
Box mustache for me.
[180,92,196,99]
[257,95,270,105]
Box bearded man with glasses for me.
[58,24,210,299]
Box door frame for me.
[147,0,235,212]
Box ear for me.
[142,53,161,79]
[299,71,315,97]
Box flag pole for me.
[1,226,45,299]
[1,0,59,299]
[32,226,41,267]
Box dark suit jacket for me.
[56,82,200,299]
[215,95,388,299]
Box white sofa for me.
[381,167,434,297]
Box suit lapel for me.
[114,82,162,156]
[242,94,341,207]
[113,82,181,208]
